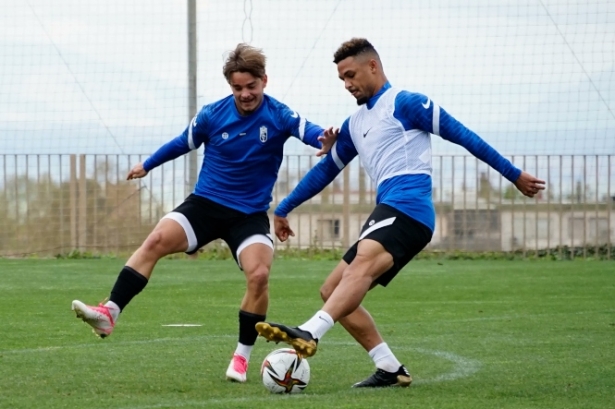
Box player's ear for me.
[261,74,268,88]
[369,59,378,74]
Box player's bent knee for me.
[141,231,164,252]
[141,230,181,257]
[246,265,270,289]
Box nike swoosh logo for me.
[422,97,431,109]
[290,110,299,118]
[239,132,246,136]
[363,127,372,138]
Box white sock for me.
[369,342,401,373]
[298,310,334,340]
[234,343,253,361]
[104,301,121,322]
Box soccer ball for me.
[260,348,310,394]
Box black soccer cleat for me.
[352,365,413,388]
[255,322,318,357]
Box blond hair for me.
[223,43,267,82]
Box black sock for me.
[109,266,149,311]
[238,310,266,346]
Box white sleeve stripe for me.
[358,217,396,240]
[298,116,306,140]
[331,141,345,170]
[188,126,195,149]
[432,103,440,136]
[188,115,197,150]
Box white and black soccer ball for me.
[260,348,310,394]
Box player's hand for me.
[316,127,340,157]
[514,171,545,198]
[126,162,148,180]
[274,215,295,242]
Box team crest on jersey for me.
[221,132,229,140]
[259,126,268,143]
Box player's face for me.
[337,56,376,105]
[229,72,267,115]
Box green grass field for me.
[0,259,613,409]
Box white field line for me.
[326,341,482,384]
[1,336,480,409]
[117,394,311,409]
[114,344,481,409]
[0,334,235,355]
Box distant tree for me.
[503,184,522,200]
[0,158,161,256]
[575,180,583,203]
[478,172,498,200]
[565,180,592,203]
[543,180,554,200]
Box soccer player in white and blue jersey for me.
[71,43,337,383]
[256,38,545,387]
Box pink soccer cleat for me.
[71,300,117,338]
[226,353,248,383]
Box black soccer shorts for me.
[342,203,433,286]
[163,194,272,264]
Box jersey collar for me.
[232,94,267,117]
[366,81,392,110]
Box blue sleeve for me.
[143,109,209,172]
[394,91,521,183]
[300,120,326,149]
[277,105,325,149]
[275,119,357,217]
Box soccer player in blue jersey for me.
[71,43,337,383]
[256,38,546,387]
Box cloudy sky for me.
[1,0,613,161]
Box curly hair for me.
[333,38,379,64]
[223,43,267,82]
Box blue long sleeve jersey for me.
[275,82,521,232]
[143,94,325,213]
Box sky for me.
[0,0,614,162]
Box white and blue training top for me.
[143,94,325,214]
[275,82,521,232]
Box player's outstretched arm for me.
[397,92,528,185]
[275,157,342,218]
[276,121,357,219]
[141,135,194,174]
[138,110,208,176]
[514,171,546,198]
[437,112,521,183]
